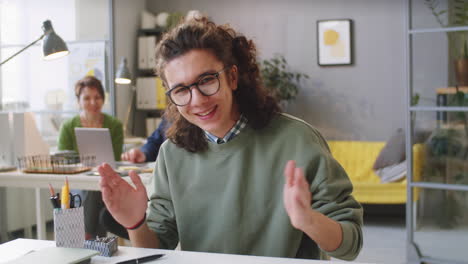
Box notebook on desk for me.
[75,127,116,168]
[6,247,99,264]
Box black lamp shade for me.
[115,57,132,84]
[42,20,69,60]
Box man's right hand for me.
[121,148,146,163]
[98,163,148,228]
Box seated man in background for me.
[58,75,123,239]
[121,118,168,163]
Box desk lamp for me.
[115,57,135,136]
[0,20,69,66]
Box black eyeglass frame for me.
[165,66,230,106]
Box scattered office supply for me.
[0,165,16,172]
[84,236,118,257]
[17,154,94,174]
[48,183,55,195]
[115,161,150,167]
[86,162,153,177]
[48,182,81,209]
[5,246,98,264]
[115,253,164,264]
[61,177,70,209]
[48,183,60,209]
[75,127,117,168]
[115,161,154,175]
[69,192,82,208]
[117,163,153,174]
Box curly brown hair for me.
[155,17,279,153]
[74,75,105,101]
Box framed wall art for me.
[317,19,353,66]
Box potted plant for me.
[260,54,309,110]
[155,12,184,31]
[425,0,468,85]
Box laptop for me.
[6,247,99,264]
[75,127,116,168]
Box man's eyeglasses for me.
[165,67,229,106]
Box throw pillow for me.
[373,128,406,170]
[374,160,407,183]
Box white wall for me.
[75,0,109,40]
[46,0,143,125]
[146,0,408,141]
[113,0,146,129]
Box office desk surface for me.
[0,239,357,264]
[0,170,153,191]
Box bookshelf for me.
[136,28,166,137]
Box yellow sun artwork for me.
[318,19,352,65]
[324,29,339,46]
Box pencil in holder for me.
[54,207,85,248]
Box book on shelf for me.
[146,117,162,137]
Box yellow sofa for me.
[327,141,423,204]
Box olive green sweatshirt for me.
[148,113,363,260]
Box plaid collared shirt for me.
[204,114,248,144]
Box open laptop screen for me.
[75,127,116,168]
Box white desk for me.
[0,238,352,264]
[0,170,153,240]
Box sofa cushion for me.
[327,140,424,204]
[328,141,385,184]
[374,160,406,183]
[373,128,406,170]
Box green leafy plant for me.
[421,90,468,228]
[451,90,468,138]
[411,93,421,106]
[260,54,309,101]
[166,12,183,30]
[425,0,468,58]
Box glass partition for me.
[413,187,468,262]
[408,1,468,263]
[411,111,468,185]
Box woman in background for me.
[58,75,123,239]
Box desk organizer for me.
[54,207,85,248]
[84,236,118,257]
[17,154,95,174]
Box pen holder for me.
[54,207,85,248]
[84,237,118,257]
